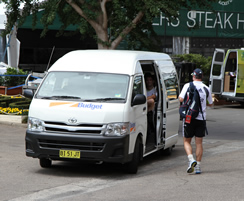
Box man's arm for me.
[147,94,156,100]
[207,87,213,106]
[178,84,188,103]
[179,97,184,102]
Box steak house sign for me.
[153,0,244,38]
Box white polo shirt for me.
[179,81,213,120]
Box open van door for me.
[209,49,225,94]
[155,60,179,149]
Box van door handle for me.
[143,107,146,111]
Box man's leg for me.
[147,99,155,112]
[184,137,197,173]
[195,137,203,162]
[183,137,192,156]
[195,137,203,174]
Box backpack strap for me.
[203,86,209,98]
[189,82,195,99]
[192,82,209,135]
[189,82,194,93]
[184,82,194,104]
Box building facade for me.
[154,0,244,56]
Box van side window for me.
[226,52,237,73]
[164,72,178,100]
[132,76,143,101]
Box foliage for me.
[1,0,218,50]
[174,53,213,81]
[0,76,4,86]
[0,67,28,86]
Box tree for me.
[1,0,218,50]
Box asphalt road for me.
[1,104,244,201]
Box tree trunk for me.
[66,0,144,50]
[95,29,110,49]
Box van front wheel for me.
[39,158,52,168]
[125,138,141,174]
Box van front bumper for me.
[26,131,132,164]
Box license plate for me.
[59,150,80,159]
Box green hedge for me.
[0,102,6,107]
[0,97,31,109]
[9,100,31,109]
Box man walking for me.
[178,68,213,174]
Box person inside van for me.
[145,73,157,112]
[145,72,157,142]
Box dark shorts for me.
[183,119,206,138]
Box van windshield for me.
[36,72,130,102]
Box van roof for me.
[49,50,172,75]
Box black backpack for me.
[179,82,201,121]
[179,82,209,134]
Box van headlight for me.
[104,123,130,136]
[28,117,45,132]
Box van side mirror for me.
[132,94,146,106]
[23,89,34,99]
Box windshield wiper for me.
[39,96,53,99]
[85,98,125,102]
[40,96,81,100]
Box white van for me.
[24,50,179,173]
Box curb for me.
[0,121,27,128]
[0,115,27,127]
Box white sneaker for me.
[187,160,197,173]
[195,164,201,174]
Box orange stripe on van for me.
[70,103,79,107]
[49,102,72,107]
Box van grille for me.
[38,139,105,151]
[43,121,105,135]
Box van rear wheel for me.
[39,158,52,168]
[125,138,141,174]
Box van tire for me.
[125,137,141,174]
[40,158,52,168]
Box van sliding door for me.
[155,60,179,144]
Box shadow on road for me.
[34,144,186,178]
